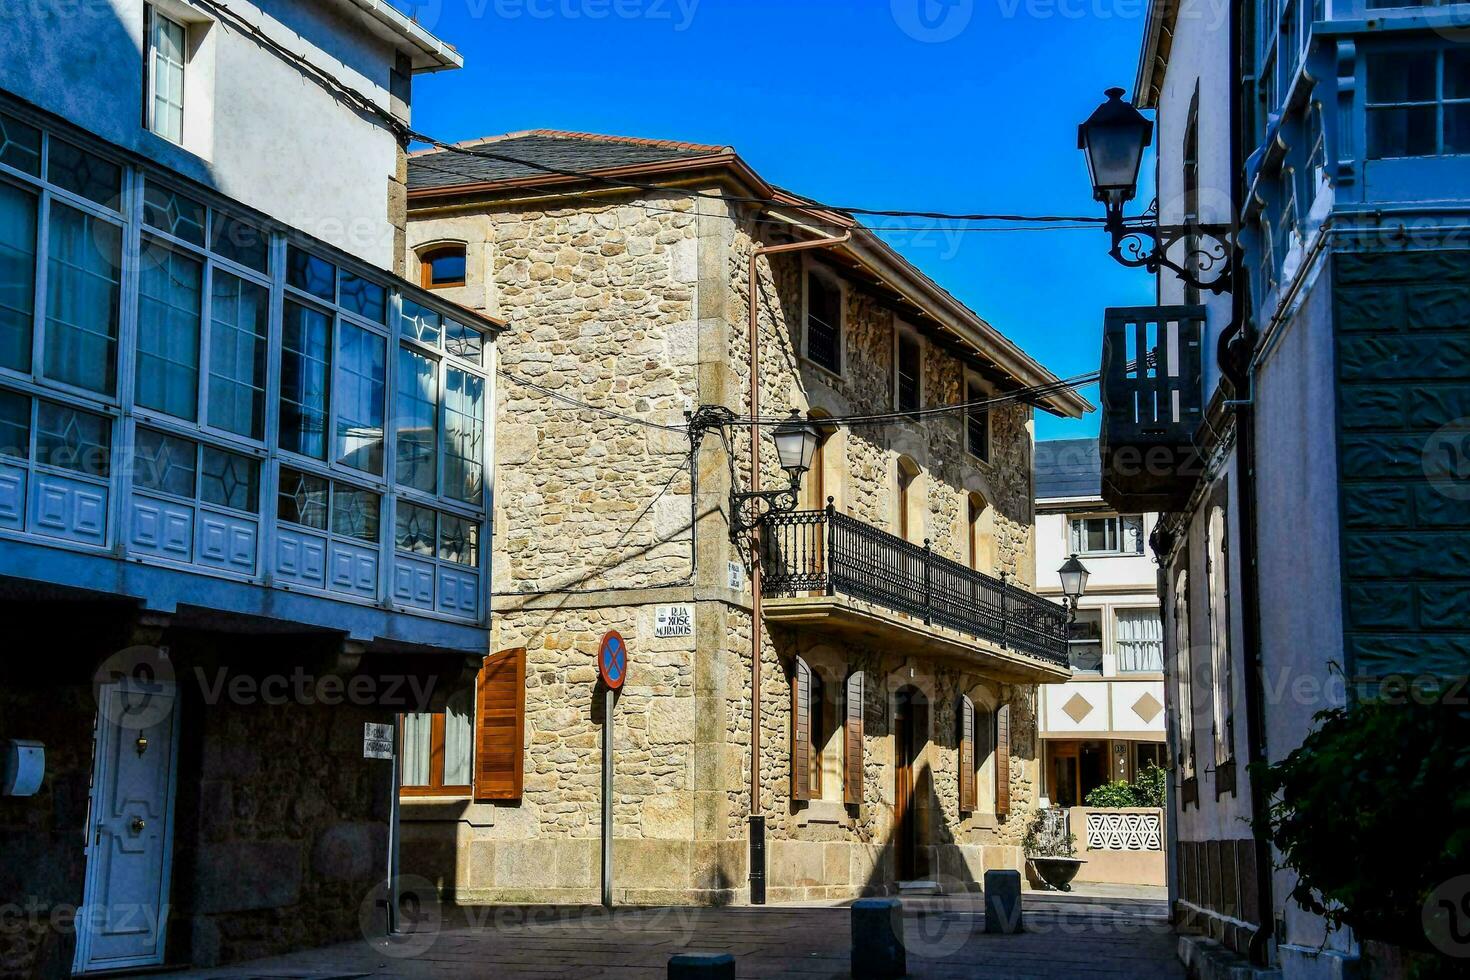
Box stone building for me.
[0,4,499,977]
[399,131,1089,905]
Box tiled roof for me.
[407,130,731,192]
[1035,438,1102,500]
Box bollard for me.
[983,869,1023,934]
[668,951,735,980]
[851,897,906,979]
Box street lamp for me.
[1078,87,1237,294]
[1057,553,1091,624]
[1078,87,1152,215]
[730,409,820,537]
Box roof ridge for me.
[409,129,731,158]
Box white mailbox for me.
[2,739,44,796]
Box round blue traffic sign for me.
[598,631,627,691]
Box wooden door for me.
[894,695,915,881]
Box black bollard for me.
[851,896,906,979]
[983,869,1023,934]
[668,951,736,980]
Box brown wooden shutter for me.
[844,670,864,805]
[791,657,812,802]
[958,696,977,814]
[474,648,525,801]
[994,702,1011,816]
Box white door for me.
[74,682,180,974]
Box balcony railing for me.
[1099,305,1205,513]
[761,506,1069,668]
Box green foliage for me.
[1132,763,1167,808]
[1082,764,1167,809]
[1023,809,1077,858]
[1083,780,1138,808]
[1255,693,1470,954]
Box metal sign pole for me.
[601,685,613,909]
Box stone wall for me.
[171,680,394,966]
[403,184,1050,906]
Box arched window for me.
[420,243,467,289]
[896,456,920,541]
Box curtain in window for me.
[45,203,120,394]
[444,367,484,504]
[136,243,201,419]
[0,182,36,373]
[401,712,432,786]
[208,272,267,438]
[1116,608,1165,672]
[334,321,385,474]
[443,687,473,787]
[395,346,437,491]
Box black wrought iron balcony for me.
[1099,305,1206,513]
[760,506,1069,669]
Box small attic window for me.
[421,244,467,289]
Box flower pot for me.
[1028,856,1085,891]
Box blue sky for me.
[401,0,1156,441]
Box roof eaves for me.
[839,229,1094,418]
[331,0,464,72]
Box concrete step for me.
[896,880,942,895]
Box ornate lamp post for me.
[1057,553,1091,624]
[729,410,821,538]
[1079,87,1237,294]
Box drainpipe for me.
[1218,0,1275,963]
[746,227,849,905]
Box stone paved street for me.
[154,892,1181,979]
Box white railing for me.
[1084,809,1163,851]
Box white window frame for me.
[892,318,923,416]
[801,259,845,379]
[146,7,188,146]
[1067,512,1146,557]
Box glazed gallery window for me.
[0,390,111,478]
[805,269,842,375]
[48,202,123,394]
[397,300,485,504]
[401,686,473,795]
[1069,514,1145,556]
[279,246,388,475]
[1365,48,1470,159]
[276,466,380,544]
[1115,608,1165,672]
[135,181,269,437]
[132,427,260,513]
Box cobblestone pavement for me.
[154,892,1182,979]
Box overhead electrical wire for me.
[195,0,1110,231]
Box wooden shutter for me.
[791,657,812,801]
[474,648,525,801]
[844,671,864,805]
[994,702,1011,816]
[958,696,977,814]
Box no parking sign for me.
[598,631,627,691]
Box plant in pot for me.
[1023,809,1084,891]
